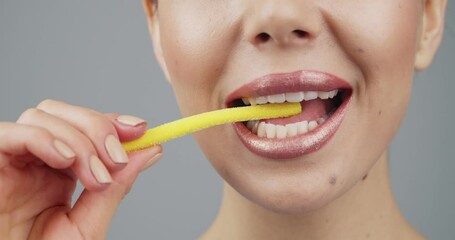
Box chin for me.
[232,175,343,216]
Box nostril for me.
[252,30,309,46]
[292,30,308,38]
[255,32,271,43]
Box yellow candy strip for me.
[122,102,301,152]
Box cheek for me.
[158,2,240,115]
[323,1,421,177]
[326,1,421,80]
[327,0,420,134]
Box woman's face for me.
[150,1,438,213]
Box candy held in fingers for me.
[121,103,302,152]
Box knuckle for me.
[17,108,42,123]
[36,98,57,110]
[28,126,51,141]
[81,113,114,133]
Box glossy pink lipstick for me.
[225,70,352,159]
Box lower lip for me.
[233,94,352,159]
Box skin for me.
[0,102,163,239]
[144,0,446,239]
[0,0,446,239]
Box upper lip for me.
[225,70,352,107]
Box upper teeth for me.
[243,90,338,105]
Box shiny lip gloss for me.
[225,70,353,159]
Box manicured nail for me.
[141,153,163,172]
[105,135,129,164]
[116,115,146,127]
[54,139,76,159]
[90,155,113,184]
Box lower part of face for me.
[157,0,422,213]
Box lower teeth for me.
[246,112,333,139]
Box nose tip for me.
[243,1,321,48]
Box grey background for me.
[0,1,453,239]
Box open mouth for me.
[229,89,345,139]
[225,70,352,159]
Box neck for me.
[201,152,424,240]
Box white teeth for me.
[265,123,276,139]
[304,91,318,101]
[267,94,286,103]
[257,122,266,137]
[242,90,339,106]
[247,120,260,134]
[255,96,268,105]
[297,121,309,134]
[318,117,326,124]
[318,91,330,100]
[245,116,328,139]
[251,121,259,134]
[285,92,304,102]
[308,120,318,131]
[276,125,287,139]
[318,115,329,125]
[241,89,340,138]
[286,123,298,137]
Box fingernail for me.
[90,155,113,184]
[105,135,129,164]
[141,153,163,172]
[54,139,76,159]
[116,115,146,127]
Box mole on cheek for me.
[378,110,382,116]
[355,48,364,53]
[362,174,368,181]
[329,175,337,185]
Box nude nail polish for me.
[54,139,76,159]
[116,115,146,127]
[90,155,112,184]
[105,135,129,164]
[141,153,163,172]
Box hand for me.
[0,99,162,240]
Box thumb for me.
[68,145,162,238]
